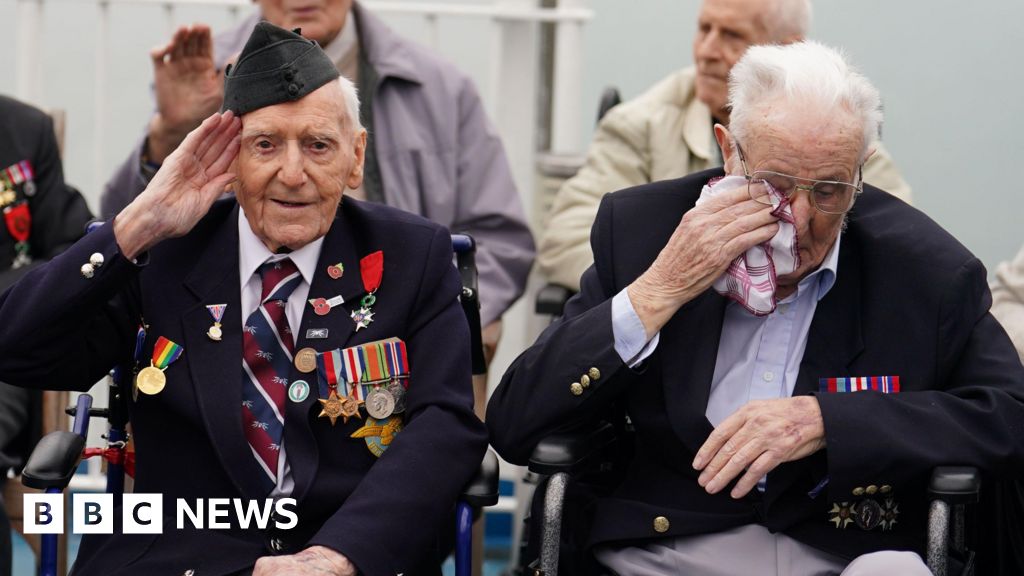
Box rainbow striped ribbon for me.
[152,336,184,369]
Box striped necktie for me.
[241,258,302,492]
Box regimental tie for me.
[241,258,303,492]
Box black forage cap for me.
[222,21,340,115]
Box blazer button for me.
[588,367,601,381]
[81,263,95,278]
[852,487,865,496]
[580,374,591,388]
[653,516,670,533]
[880,485,892,494]
[866,485,878,495]
[270,537,284,552]
[570,382,583,396]
[183,570,195,576]
[89,252,105,267]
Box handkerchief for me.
[696,175,800,315]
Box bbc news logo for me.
[24,495,298,534]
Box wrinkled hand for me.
[148,24,224,163]
[627,184,779,338]
[115,111,241,259]
[692,396,827,499]
[253,546,356,576]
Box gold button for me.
[570,382,583,396]
[653,516,670,533]
[880,485,892,494]
[866,485,878,495]
[588,367,601,381]
[580,374,591,388]
[852,487,865,496]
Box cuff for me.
[611,288,660,367]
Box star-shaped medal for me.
[338,393,364,423]
[318,391,344,426]
[351,307,375,331]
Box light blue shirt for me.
[612,235,842,419]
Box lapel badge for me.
[351,415,404,457]
[306,328,329,339]
[288,379,310,403]
[309,295,344,316]
[205,303,227,341]
[326,262,344,279]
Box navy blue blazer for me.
[487,168,1024,560]
[0,198,487,576]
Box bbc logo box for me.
[24,494,163,534]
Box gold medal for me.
[339,393,363,423]
[205,304,227,342]
[318,391,344,426]
[207,323,223,341]
[136,365,167,395]
[295,347,317,373]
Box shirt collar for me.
[321,9,359,66]
[238,209,323,288]
[796,232,841,302]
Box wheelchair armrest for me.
[462,449,499,507]
[21,431,85,490]
[535,284,575,317]
[528,421,618,476]
[929,466,981,505]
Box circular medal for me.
[288,379,310,403]
[365,388,396,419]
[855,498,883,531]
[207,323,223,341]
[387,380,406,414]
[136,366,167,395]
[311,298,331,316]
[295,347,317,373]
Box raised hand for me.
[626,183,779,339]
[115,111,241,259]
[692,396,827,499]
[147,24,224,164]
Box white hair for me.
[727,40,882,161]
[764,0,812,40]
[336,76,363,133]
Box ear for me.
[862,146,877,165]
[346,128,367,190]
[713,123,738,173]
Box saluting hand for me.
[114,111,241,260]
[627,183,779,339]
[692,396,827,499]
[253,546,356,576]
[147,24,225,164]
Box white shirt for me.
[238,209,325,496]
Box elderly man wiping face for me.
[712,41,880,300]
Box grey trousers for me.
[594,524,932,576]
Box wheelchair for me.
[19,232,499,576]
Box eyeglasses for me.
[735,140,863,215]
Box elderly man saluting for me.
[488,41,1024,575]
[0,23,485,576]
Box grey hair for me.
[727,40,882,162]
[764,0,812,40]
[336,76,363,133]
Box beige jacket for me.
[991,244,1024,361]
[539,66,913,290]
